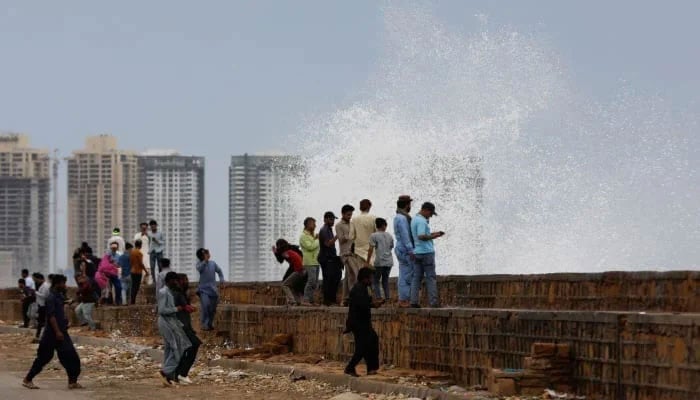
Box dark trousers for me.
[26,331,81,383]
[320,257,342,305]
[130,273,143,305]
[177,329,201,377]
[346,327,379,373]
[21,300,33,328]
[35,306,46,338]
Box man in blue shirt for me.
[409,202,444,308]
[118,242,133,305]
[196,248,225,331]
[393,195,415,308]
[23,274,82,390]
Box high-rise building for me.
[66,135,138,265]
[0,134,51,286]
[229,154,303,282]
[138,151,205,280]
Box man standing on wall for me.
[129,239,149,304]
[351,199,376,264]
[134,222,151,283]
[107,227,126,254]
[148,220,165,280]
[318,211,342,306]
[337,204,365,306]
[299,217,320,306]
[196,248,225,331]
[410,202,444,308]
[393,195,415,308]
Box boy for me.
[366,218,394,302]
[18,279,36,328]
[75,274,98,330]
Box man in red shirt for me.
[272,239,307,306]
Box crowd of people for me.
[18,218,226,389]
[273,195,444,376]
[273,195,444,308]
[17,194,441,388]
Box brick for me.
[532,342,557,356]
[494,378,516,396]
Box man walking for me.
[337,204,365,306]
[174,273,200,384]
[344,267,380,377]
[23,274,82,390]
[409,202,444,308]
[318,211,342,306]
[134,222,151,282]
[196,249,225,331]
[299,217,320,305]
[21,269,35,290]
[33,273,49,340]
[148,220,165,280]
[157,271,192,386]
[351,199,376,263]
[393,195,415,307]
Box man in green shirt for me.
[299,217,320,305]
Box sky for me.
[1,1,699,273]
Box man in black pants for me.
[173,273,200,384]
[318,211,342,306]
[344,267,380,377]
[23,274,82,390]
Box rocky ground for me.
[0,329,549,399]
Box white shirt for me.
[133,232,151,270]
[24,276,35,290]
[107,236,126,253]
[35,282,50,306]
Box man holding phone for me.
[409,202,444,308]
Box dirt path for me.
[0,332,345,400]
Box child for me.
[366,218,394,302]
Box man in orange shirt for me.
[129,239,149,305]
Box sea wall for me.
[0,301,697,400]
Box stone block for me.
[494,378,517,396]
[532,342,557,356]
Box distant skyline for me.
[2,1,699,270]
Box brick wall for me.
[0,300,697,399]
[2,271,698,312]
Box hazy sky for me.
[1,1,698,272]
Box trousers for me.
[177,329,201,377]
[346,327,379,373]
[320,257,342,305]
[130,273,143,304]
[26,331,81,383]
[199,292,219,330]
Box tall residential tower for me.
[138,151,205,280]
[66,135,138,265]
[0,134,50,286]
[229,154,302,281]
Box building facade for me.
[66,135,138,265]
[138,151,204,280]
[229,154,302,282]
[0,134,51,286]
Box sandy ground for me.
[0,332,348,400]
